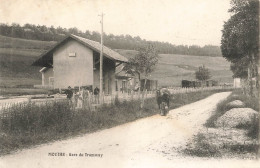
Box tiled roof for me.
[71,35,128,62]
[32,34,128,67]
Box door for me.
[49,77,54,86]
[122,81,126,93]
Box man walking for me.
[65,86,73,106]
[94,87,100,104]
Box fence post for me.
[102,92,105,105]
[138,89,141,100]
[89,93,92,106]
[122,91,124,101]
[28,96,31,103]
[131,90,134,101]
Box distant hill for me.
[0,35,233,88]
[0,23,222,56]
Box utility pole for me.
[99,13,104,102]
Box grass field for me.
[116,49,233,86]
[0,35,233,91]
[0,35,55,88]
[0,35,55,50]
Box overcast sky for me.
[0,0,231,46]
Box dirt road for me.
[0,92,259,168]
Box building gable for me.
[32,34,128,67]
[53,40,94,88]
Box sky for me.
[0,0,231,46]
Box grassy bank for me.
[183,130,259,158]
[205,89,258,129]
[0,89,230,156]
[184,89,259,158]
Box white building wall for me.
[43,68,54,86]
[233,78,241,88]
[53,40,93,89]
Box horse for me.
[156,89,170,110]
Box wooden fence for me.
[168,85,234,94]
[0,86,234,113]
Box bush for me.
[229,89,258,111]
[226,143,259,154]
[247,118,259,139]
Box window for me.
[69,52,76,57]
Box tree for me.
[126,44,158,85]
[124,43,159,108]
[221,1,259,156]
[221,0,259,96]
[195,65,211,81]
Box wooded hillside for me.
[0,23,222,56]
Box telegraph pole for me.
[99,13,104,101]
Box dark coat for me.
[156,90,170,109]
[65,89,73,99]
[94,87,100,95]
